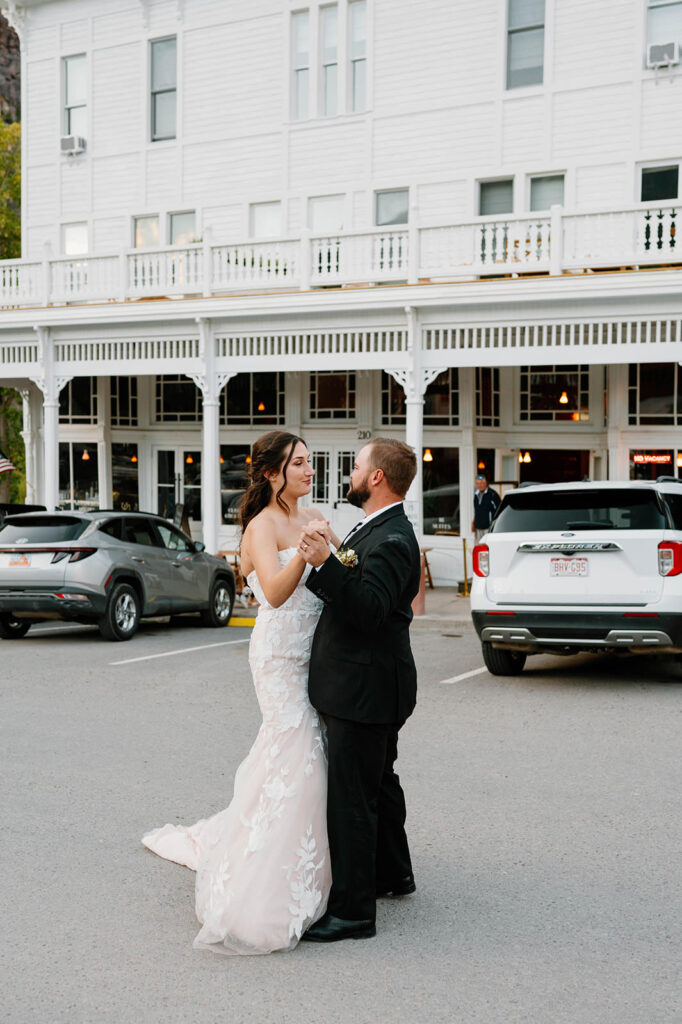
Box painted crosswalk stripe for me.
[111,637,250,666]
[440,666,488,685]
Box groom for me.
[297,438,421,942]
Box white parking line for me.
[440,666,488,685]
[110,637,250,666]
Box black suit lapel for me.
[344,504,406,548]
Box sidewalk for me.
[411,586,473,630]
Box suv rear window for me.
[662,492,682,530]
[0,515,88,543]
[491,489,667,533]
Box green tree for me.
[0,121,23,502]
[0,387,25,503]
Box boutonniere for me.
[334,547,358,568]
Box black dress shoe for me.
[376,875,416,898]
[300,913,376,942]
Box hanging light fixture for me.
[185,454,194,464]
[518,451,523,463]
[477,460,486,470]
[131,453,138,463]
[559,391,569,404]
[81,448,90,461]
[245,455,252,464]
[257,401,266,412]
[523,451,532,463]
[219,455,224,464]
[423,448,433,462]
[677,453,682,468]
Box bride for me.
[142,431,340,955]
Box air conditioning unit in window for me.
[60,135,86,155]
[647,41,680,69]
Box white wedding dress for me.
[142,548,331,955]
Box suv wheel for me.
[200,578,234,628]
[99,583,140,641]
[0,615,31,639]
[482,642,526,676]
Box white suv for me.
[470,479,682,675]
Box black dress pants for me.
[324,714,413,922]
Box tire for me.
[0,615,31,639]
[98,583,140,641]
[482,641,527,676]
[200,578,234,628]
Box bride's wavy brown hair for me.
[239,431,307,535]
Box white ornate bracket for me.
[186,372,236,398]
[386,367,447,400]
[1,2,25,37]
[28,375,73,398]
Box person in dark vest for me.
[472,471,501,541]
[296,437,421,942]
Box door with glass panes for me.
[154,447,202,526]
[309,447,362,542]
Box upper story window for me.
[375,189,408,226]
[292,2,368,120]
[169,211,196,245]
[641,165,679,201]
[507,0,545,89]
[63,54,86,136]
[349,1,367,112]
[59,377,98,424]
[62,222,88,256]
[151,37,177,141]
[220,373,285,425]
[629,363,681,424]
[479,179,513,216]
[647,1,682,53]
[134,215,160,248]
[519,365,589,422]
[310,371,356,419]
[309,194,345,233]
[250,201,281,239]
[530,174,564,211]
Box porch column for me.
[19,386,36,504]
[458,367,476,543]
[606,364,629,479]
[30,327,71,511]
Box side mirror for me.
[194,541,206,552]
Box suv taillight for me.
[473,543,489,577]
[658,541,682,576]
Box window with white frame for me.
[59,377,98,423]
[134,215,160,248]
[519,365,589,422]
[320,5,338,116]
[59,442,99,511]
[169,211,196,245]
[220,373,285,425]
[309,371,356,419]
[375,189,409,226]
[292,10,310,120]
[62,222,88,256]
[507,0,545,89]
[151,37,177,141]
[309,194,345,233]
[479,179,514,216]
[155,375,201,422]
[628,363,681,424]
[647,0,682,49]
[110,376,138,427]
[349,1,367,111]
[641,165,679,202]
[63,54,86,136]
[381,370,459,426]
[476,367,500,427]
[250,202,281,239]
[530,174,564,211]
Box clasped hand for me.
[297,519,331,567]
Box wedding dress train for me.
[142,549,331,955]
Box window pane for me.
[67,105,87,136]
[509,0,545,29]
[423,447,460,537]
[641,166,679,201]
[220,444,251,524]
[112,443,139,511]
[323,63,338,116]
[352,58,367,111]
[295,68,309,119]
[70,377,95,420]
[317,373,347,408]
[65,55,86,106]
[350,1,367,58]
[134,216,160,248]
[62,222,88,256]
[376,189,409,226]
[321,5,338,60]
[170,211,196,245]
[250,201,281,239]
[530,174,564,210]
[309,194,344,233]
[292,11,309,65]
[480,180,514,215]
[508,27,544,87]
[647,4,682,46]
[153,90,176,139]
[639,362,675,420]
[58,442,98,512]
[151,38,177,90]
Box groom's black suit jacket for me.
[305,504,421,725]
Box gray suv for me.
[0,510,236,641]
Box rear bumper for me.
[0,587,107,620]
[471,609,682,653]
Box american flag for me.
[0,449,16,474]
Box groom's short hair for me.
[366,438,417,497]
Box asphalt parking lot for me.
[2,615,681,1024]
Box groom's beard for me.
[346,479,371,508]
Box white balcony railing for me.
[0,203,679,309]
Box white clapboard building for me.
[1,0,682,583]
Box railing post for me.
[550,204,563,276]
[41,241,52,306]
[299,229,311,291]
[118,249,127,302]
[408,202,419,284]
[202,226,213,297]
